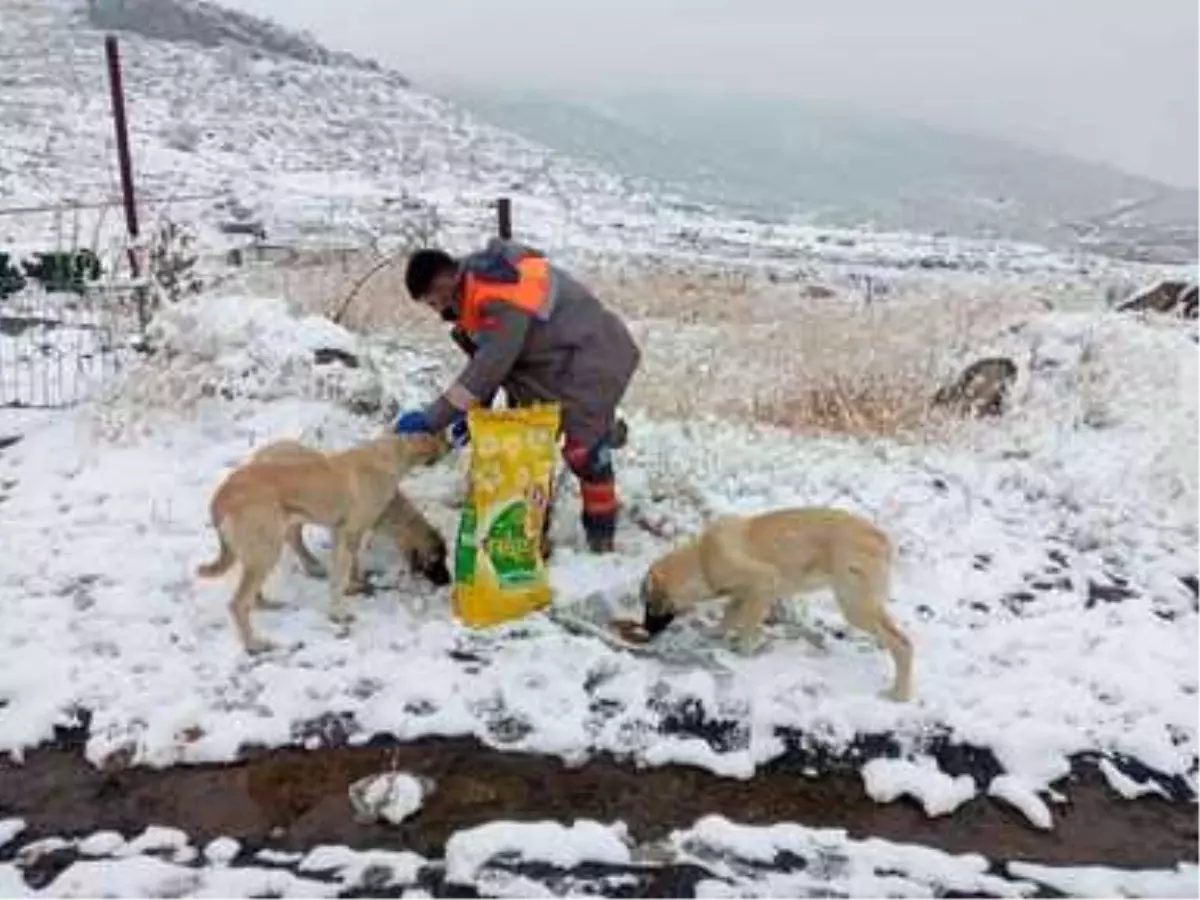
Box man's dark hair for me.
[404,248,457,299]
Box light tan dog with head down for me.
[245,439,452,590]
[637,507,914,701]
[197,431,448,652]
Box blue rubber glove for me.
[449,413,470,449]
[394,409,432,435]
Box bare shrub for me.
[239,252,447,343]
[752,369,945,439]
[147,218,202,307]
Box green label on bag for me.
[484,499,540,587]
[454,501,478,585]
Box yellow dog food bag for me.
[452,403,561,627]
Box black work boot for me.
[609,417,629,450]
[586,531,616,554]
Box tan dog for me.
[197,431,448,652]
[248,439,451,589]
[638,507,913,701]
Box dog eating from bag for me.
[246,439,451,589]
[197,431,449,653]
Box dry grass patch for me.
[235,251,821,331]
[751,370,944,439]
[230,251,1040,442]
[622,285,1035,441]
[235,248,439,335]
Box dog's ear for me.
[429,431,451,459]
[405,531,452,586]
[638,571,656,608]
[409,547,451,586]
[639,569,675,637]
[400,431,449,463]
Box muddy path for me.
[0,728,1194,873]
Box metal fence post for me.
[496,197,512,240]
[104,34,149,332]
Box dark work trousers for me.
[449,327,618,555]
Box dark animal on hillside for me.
[932,357,1019,418]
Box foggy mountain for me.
[447,88,1198,264]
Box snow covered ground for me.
[0,292,1194,831]
[0,2,1195,896]
[1,815,1195,898]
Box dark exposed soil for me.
[0,731,1194,874]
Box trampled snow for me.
[297,845,425,891]
[1006,861,1200,899]
[672,815,1031,898]
[0,291,1194,822]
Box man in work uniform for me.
[394,238,641,554]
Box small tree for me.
[147,218,202,308]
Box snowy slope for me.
[0,0,653,258]
[0,0,1191,284]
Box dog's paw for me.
[328,606,356,625]
[345,579,368,597]
[794,625,828,652]
[244,636,275,655]
[727,631,767,657]
[881,685,912,703]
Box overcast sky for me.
[225,0,1198,187]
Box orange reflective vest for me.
[457,255,552,334]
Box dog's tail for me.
[196,520,235,578]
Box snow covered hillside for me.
[5,0,1192,417]
[0,0,644,257]
[1,0,1193,282]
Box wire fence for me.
[0,201,137,409]
[0,186,470,408]
[0,192,229,409]
[0,286,130,410]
